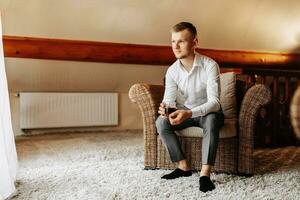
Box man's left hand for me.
[169,110,192,125]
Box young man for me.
[155,22,224,192]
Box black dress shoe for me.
[199,176,215,192]
[161,168,192,179]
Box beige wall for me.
[1,0,300,135]
[1,0,300,52]
[5,58,168,135]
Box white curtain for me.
[0,15,18,200]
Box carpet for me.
[10,131,300,200]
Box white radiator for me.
[20,92,118,129]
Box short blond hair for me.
[171,22,197,39]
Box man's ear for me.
[193,37,198,48]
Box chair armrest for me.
[128,83,165,168]
[238,84,272,175]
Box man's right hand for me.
[158,103,168,119]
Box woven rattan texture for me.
[129,81,271,175]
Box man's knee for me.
[203,113,220,130]
[155,116,171,133]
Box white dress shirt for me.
[163,53,221,118]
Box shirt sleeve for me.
[162,68,177,104]
[191,62,221,117]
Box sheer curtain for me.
[0,14,18,199]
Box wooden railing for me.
[3,35,300,147]
[235,69,300,147]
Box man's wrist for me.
[186,110,192,118]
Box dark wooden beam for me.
[3,35,175,65]
[3,35,300,69]
[197,49,300,70]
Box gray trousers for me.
[155,111,224,166]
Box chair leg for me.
[236,172,253,177]
[144,166,157,170]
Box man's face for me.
[171,29,197,59]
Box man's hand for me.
[169,110,192,125]
[158,103,168,119]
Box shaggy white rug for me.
[10,131,300,200]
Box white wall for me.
[0,0,300,135]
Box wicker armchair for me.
[128,78,271,176]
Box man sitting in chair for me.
[156,22,224,192]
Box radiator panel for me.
[20,92,118,129]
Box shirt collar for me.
[192,53,202,68]
[177,53,201,68]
